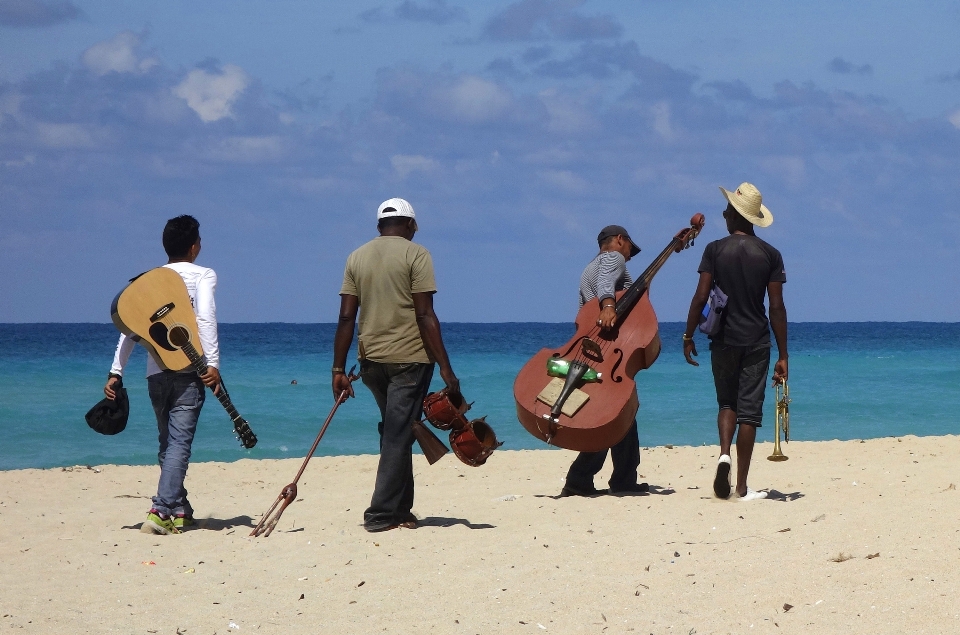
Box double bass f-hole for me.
[609,347,625,383]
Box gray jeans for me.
[147,372,205,517]
[359,360,435,530]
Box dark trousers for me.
[360,360,435,529]
[564,419,640,491]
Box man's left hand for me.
[683,339,699,366]
[200,366,221,396]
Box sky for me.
[1,0,959,323]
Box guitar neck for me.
[180,342,243,422]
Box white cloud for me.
[434,76,511,123]
[391,154,440,178]
[950,109,960,130]
[651,101,673,140]
[36,122,95,148]
[538,169,588,193]
[82,31,158,76]
[538,88,598,134]
[173,64,249,123]
[203,135,285,162]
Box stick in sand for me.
[250,365,359,537]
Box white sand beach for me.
[2,435,958,634]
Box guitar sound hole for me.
[168,325,191,348]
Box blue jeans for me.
[147,372,205,517]
[359,360,435,530]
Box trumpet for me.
[767,380,790,462]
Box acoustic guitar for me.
[111,267,258,449]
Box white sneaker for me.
[713,455,731,498]
[737,488,768,502]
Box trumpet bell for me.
[767,451,788,462]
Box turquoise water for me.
[1,323,958,470]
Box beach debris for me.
[782,603,793,612]
[866,553,880,559]
[61,465,101,473]
[358,581,365,587]
[228,621,240,629]
[811,514,826,522]
[494,494,522,501]
[141,561,156,566]
[299,594,304,600]
[943,483,956,492]
[687,486,699,490]
[778,528,791,533]
[665,445,674,449]
[829,552,853,563]
[537,624,547,630]
[674,551,680,557]
[183,568,195,574]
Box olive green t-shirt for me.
[340,236,437,364]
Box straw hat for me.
[719,182,773,227]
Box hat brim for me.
[626,239,641,257]
[720,187,774,228]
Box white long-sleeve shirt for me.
[110,262,220,378]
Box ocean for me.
[1,323,958,471]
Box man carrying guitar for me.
[560,225,649,497]
[332,198,460,532]
[104,215,222,534]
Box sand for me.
[1,435,959,634]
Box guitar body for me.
[111,267,203,371]
[110,266,257,449]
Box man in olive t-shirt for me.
[332,197,460,532]
[682,182,788,502]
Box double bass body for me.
[513,289,661,452]
[513,214,704,453]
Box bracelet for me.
[600,302,615,310]
[331,367,345,374]
[682,334,694,342]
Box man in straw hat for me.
[681,183,788,501]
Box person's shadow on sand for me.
[122,515,256,531]
[416,516,495,529]
[766,489,804,502]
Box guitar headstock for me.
[235,418,258,449]
[673,213,706,253]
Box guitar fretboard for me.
[179,340,257,448]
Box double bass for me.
[513,214,705,452]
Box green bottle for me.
[546,358,601,382]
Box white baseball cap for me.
[377,198,416,220]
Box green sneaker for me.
[172,515,196,530]
[140,511,180,535]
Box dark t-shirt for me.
[698,234,786,347]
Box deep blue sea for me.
[1,323,958,470]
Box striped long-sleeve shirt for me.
[579,251,633,307]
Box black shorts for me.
[710,342,771,426]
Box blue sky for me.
[2,0,959,322]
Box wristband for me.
[331,367,345,374]
[682,334,694,342]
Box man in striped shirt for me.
[561,225,649,497]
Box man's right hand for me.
[598,305,617,330]
[439,366,460,397]
[772,358,789,385]
[104,376,120,400]
[332,372,355,400]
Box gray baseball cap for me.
[597,225,640,257]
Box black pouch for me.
[85,380,130,435]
